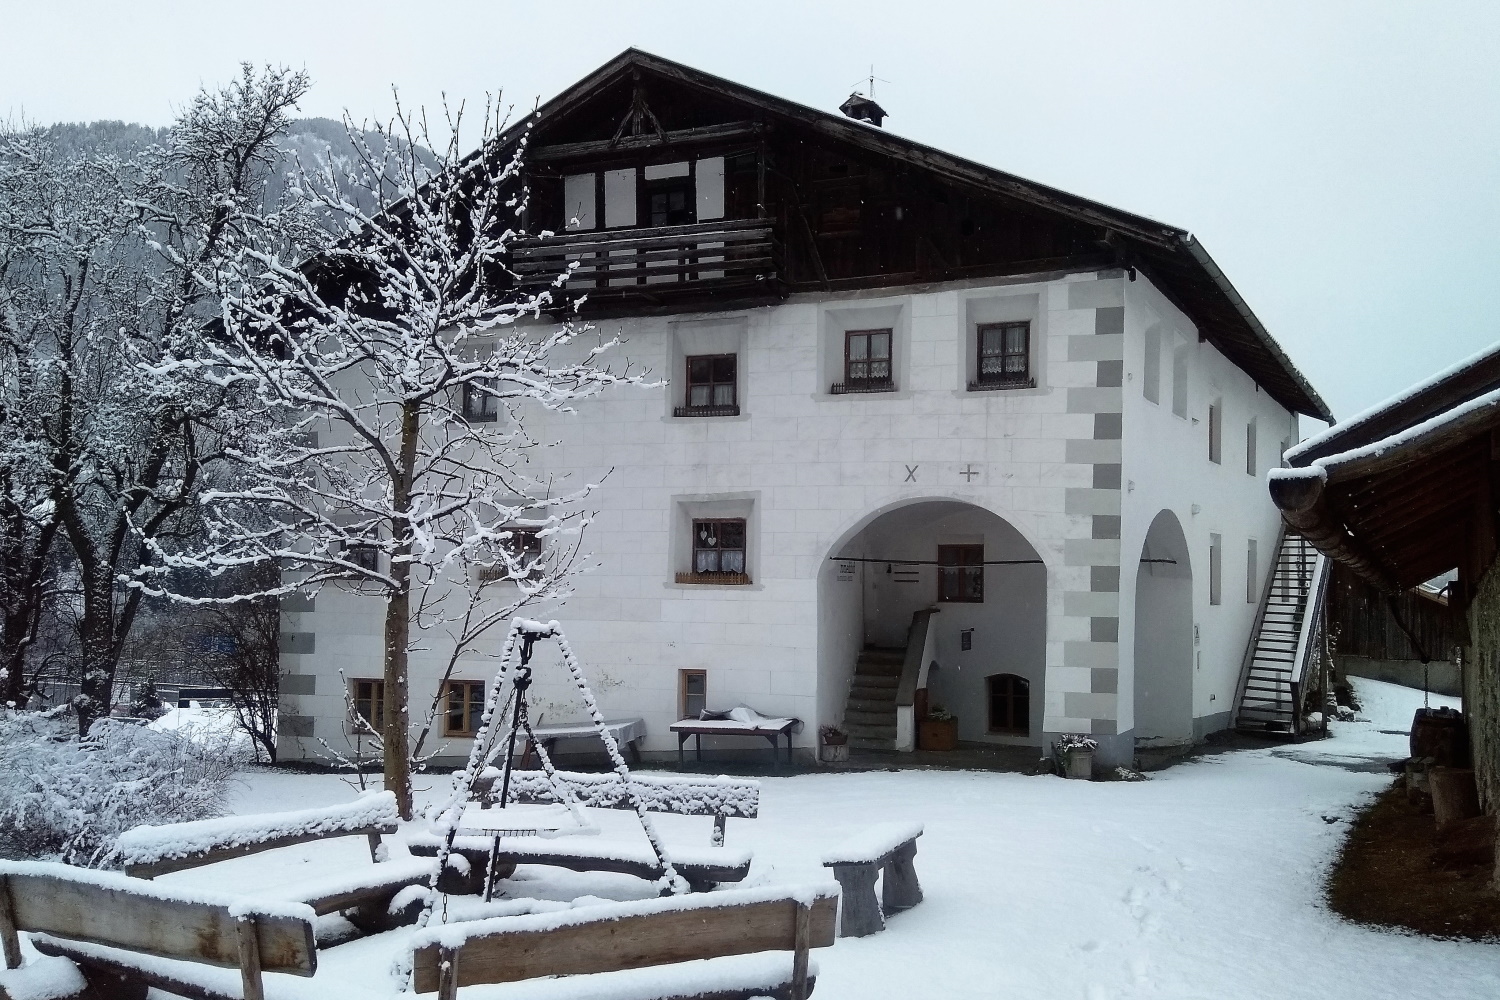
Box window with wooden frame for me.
[987,673,1030,735]
[937,544,984,603]
[351,678,386,732]
[676,354,738,417]
[679,669,707,720]
[462,379,500,423]
[345,539,380,572]
[645,174,694,228]
[679,518,749,584]
[443,680,487,737]
[833,328,893,393]
[477,528,543,584]
[972,321,1033,389]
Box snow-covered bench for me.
[0,860,323,1000]
[407,832,752,895]
[113,792,433,931]
[409,883,839,1000]
[820,821,924,937]
[478,768,761,845]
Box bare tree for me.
[0,66,316,731]
[139,98,638,818]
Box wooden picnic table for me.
[670,716,800,766]
[523,717,646,763]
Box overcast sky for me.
[4,1,1496,426]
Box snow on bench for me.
[114,791,401,878]
[409,882,840,1000]
[820,821,923,866]
[406,831,753,894]
[479,768,760,845]
[820,822,924,938]
[0,860,319,1000]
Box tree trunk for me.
[381,400,422,820]
[74,563,118,734]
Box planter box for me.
[1064,748,1094,780]
[820,743,850,763]
[918,718,958,751]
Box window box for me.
[674,571,752,586]
[829,380,896,394]
[673,404,741,417]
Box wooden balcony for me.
[510,219,781,306]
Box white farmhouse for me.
[277,51,1330,768]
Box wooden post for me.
[484,836,502,903]
[234,916,265,1000]
[712,812,727,847]
[437,945,460,1000]
[366,831,384,863]
[789,899,811,1000]
[0,875,22,970]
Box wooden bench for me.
[481,768,760,846]
[408,832,752,896]
[820,821,924,937]
[521,718,647,764]
[0,860,319,1000]
[113,791,433,931]
[409,883,839,1000]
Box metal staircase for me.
[1233,530,1328,734]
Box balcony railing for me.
[511,218,780,298]
[829,379,896,395]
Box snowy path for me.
[139,680,1497,998]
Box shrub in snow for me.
[0,706,237,867]
[1054,733,1098,752]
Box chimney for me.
[839,93,888,128]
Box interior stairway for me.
[1234,531,1322,734]
[844,647,905,750]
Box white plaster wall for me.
[1118,277,1299,738]
[281,268,1295,761]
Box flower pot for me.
[1065,748,1094,780]
[918,718,958,751]
[820,742,850,763]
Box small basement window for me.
[676,354,738,417]
[987,673,1030,735]
[971,321,1033,390]
[443,680,486,737]
[834,329,894,393]
[679,669,707,720]
[679,518,749,585]
[937,544,984,603]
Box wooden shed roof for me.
[1270,343,1500,594]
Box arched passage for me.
[1133,509,1194,745]
[817,499,1047,748]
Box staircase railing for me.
[895,609,939,752]
[1288,550,1329,736]
[1232,524,1290,721]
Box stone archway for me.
[816,499,1046,749]
[1133,510,1194,745]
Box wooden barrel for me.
[1410,708,1467,767]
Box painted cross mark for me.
[960,464,981,482]
[905,465,918,482]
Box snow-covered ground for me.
[4,678,1494,1000]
